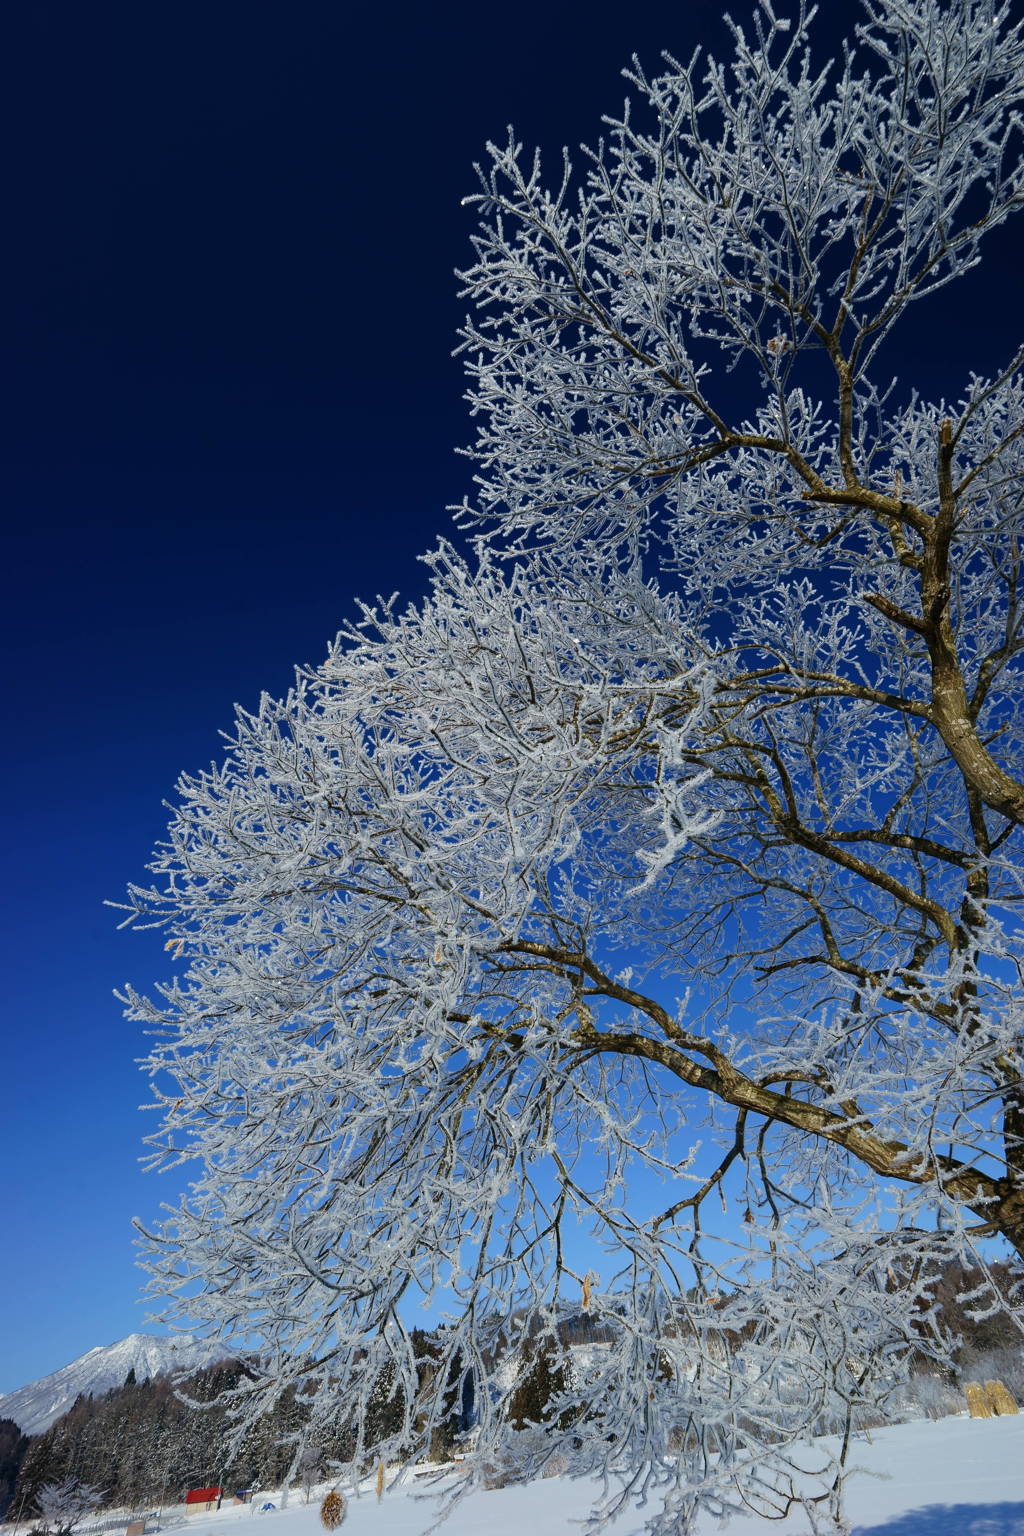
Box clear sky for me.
[2,0,1021,1392]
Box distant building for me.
[184,1487,221,1514]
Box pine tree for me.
[0,1419,30,1521]
[506,1341,573,1433]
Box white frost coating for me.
[36,1478,103,1534]
[119,4,1024,1534]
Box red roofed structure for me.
[185,1488,221,1513]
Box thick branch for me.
[502,939,1017,1248]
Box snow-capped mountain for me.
[0,1332,228,1435]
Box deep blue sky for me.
[1,0,1021,1392]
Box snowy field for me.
[118,1416,1024,1536]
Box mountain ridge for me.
[0,1332,226,1435]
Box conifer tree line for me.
[4,1330,474,1522]
[9,1364,272,1520]
[0,1420,31,1523]
[0,1317,606,1520]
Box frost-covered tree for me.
[35,1477,102,1536]
[121,2,1024,1530]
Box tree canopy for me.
[122,2,1024,1529]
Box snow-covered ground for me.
[83,1415,1022,1536]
